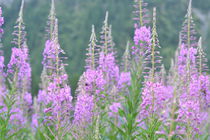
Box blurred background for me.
[0,0,210,95]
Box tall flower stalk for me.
[73,25,99,139]
[35,1,73,139]
[133,0,150,28]
[85,25,97,70]
[0,6,7,112]
[97,12,114,56]
[0,6,5,87]
[197,37,208,75]
[7,0,32,127]
[121,41,131,72]
[140,8,163,119]
[131,0,151,79]
[149,7,162,82]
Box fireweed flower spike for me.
[0,6,5,84]
[99,11,109,55]
[148,7,162,82]
[0,7,4,37]
[0,6,7,112]
[97,12,114,56]
[11,0,26,49]
[180,0,198,80]
[131,26,151,82]
[73,26,106,139]
[197,37,208,75]
[176,43,204,138]
[85,25,97,70]
[138,8,172,125]
[181,0,197,49]
[7,0,32,126]
[175,1,209,138]
[97,13,122,95]
[139,82,172,120]
[8,0,31,88]
[131,1,151,78]
[132,25,151,59]
[177,75,209,137]
[77,26,106,96]
[73,94,95,139]
[121,41,131,72]
[36,6,73,137]
[133,0,150,28]
[197,38,210,108]
[108,25,116,56]
[46,0,56,40]
[40,0,57,89]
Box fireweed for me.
[0,6,6,113]
[5,0,32,128]
[33,2,73,138]
[0,0,209,140]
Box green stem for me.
[138,0,143,27]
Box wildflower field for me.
[0,0,209,139]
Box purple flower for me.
[7,47,31,89]
[37,76,73,128]
[37,90,48,104]
[83,69,106,92]
[177,75,209,134]
[38,19,72,129]
[0,7,5,94]
[31,114,39,129]
[178,44,197,76]
[0,7,4,36]
[134,26,151,45]
[0,56,6,95]
[0,56,4,70]
[24,92,32,105]
[10,108,27,126]
[118,72,131,89]
[98,52,120,81]
[47,81,72,116]
[42,40,66,73]
[139,82,173,120]
[108,102,121,117]
[132,26,151,56]
[73,94,95,127]
[42,40,57,67]
[199,75,210,108]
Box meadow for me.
[0,0,209,139]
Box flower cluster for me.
[36,39,73,128]
[132,26,151,55]
[38,77,73,126]
[178,43,197,76]
[140,82,172,119]
[73,94,94,127]
[177,75,209,133]
[82,69,106,94]
[8,47,31,85]
[98,52,120,82]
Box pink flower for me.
[109,102,121,117]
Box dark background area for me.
[0,0,210,95]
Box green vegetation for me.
[1,0,210,95]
